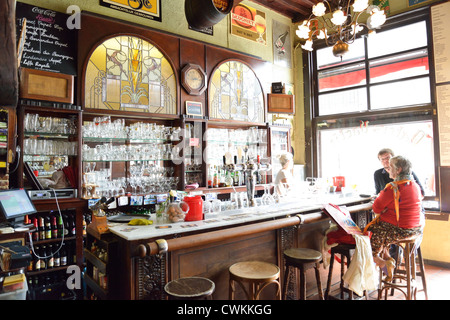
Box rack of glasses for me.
[81,116,182,199]
[11,104,81,193]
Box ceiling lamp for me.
[296,0,386,57]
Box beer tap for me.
[222,155,270,207]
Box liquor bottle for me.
[57,214,64,237]
[47,244,54,269]
[225,171,233,187]
[38,216,45,240]
[70,216,76,236]
[219,168,226,187]
[51,215,58,239]
[60,243,67,266]
[53,246,60,267]
[32,217,39,242]
[207,166,213,188]
[213,166,219,188]
[45,215,52,239]
[63,214,69,236]
[40,245,47,270]
[34,247,41,271]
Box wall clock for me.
[181,63,207,95]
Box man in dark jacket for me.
[374,148,425,196]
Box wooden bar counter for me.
[87,194,373,300]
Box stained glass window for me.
[209,60,265,123]
[84,35,176,114]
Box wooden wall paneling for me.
[440,166,450,212]
[0,0,18,107]
[179,39,206,116]
[169,230,278,300]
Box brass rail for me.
[136,202,373,257]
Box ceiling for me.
[243,0,319,23]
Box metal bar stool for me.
[378,236,419,300]
[164,277,215,300]
[282,248,323,300]
[229,261,281,300]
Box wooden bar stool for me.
[390,244,428,299]
[378,236,419,300]
[282,248,323,300]
[325,243,369,300]
[164,277,215,300]
[229,261,281,300]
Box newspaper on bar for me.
[322,203,363,236]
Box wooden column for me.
[0,0,18,107]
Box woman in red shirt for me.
[367,155,424,281]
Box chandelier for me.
[296,0,387,57]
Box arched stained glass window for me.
[209,60,265,123]
[84,35,176,114]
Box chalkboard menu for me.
[16,2,77,76]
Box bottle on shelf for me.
[32,217,39,242]
[45,215,52,240]
[34,246,41,271]
[63,214,70,237]
[38,216,45,240]
[40,245,47,270]
[47,244,54,269]
[57,214,64,237]
[53,246,60,267]
[60,243,67,266]
[51,215,58,239]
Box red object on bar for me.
[184,195,203,221]
[333,176,345,192]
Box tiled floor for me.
[320,263,450,300]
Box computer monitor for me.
[0,188,36,227]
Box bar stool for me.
[378,236,420,300]
[164,277,215,300]
[390,244,428,299]
[325,243,369,300]
[229,261,281,300]
[282,248,323,300]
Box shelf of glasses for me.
[206,140,266,145]
[24,153,72,158]
[24,131,73,139]
[83,136,181,144]
[82,158,174,162]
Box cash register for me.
[0,189,35,270]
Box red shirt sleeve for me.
[372,181,422,228]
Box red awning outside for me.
[319,57,429,91]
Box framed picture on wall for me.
[272,20,292,68]
[186,101,203,117]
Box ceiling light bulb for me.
[368,7,386,29]
[331,9,347,26]
[301,40,314,51]
[353,0,369,12]
[317,29,327,39]
[312,2,326,17]
[296,21,310,39]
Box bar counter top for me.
[107,193,372,241]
